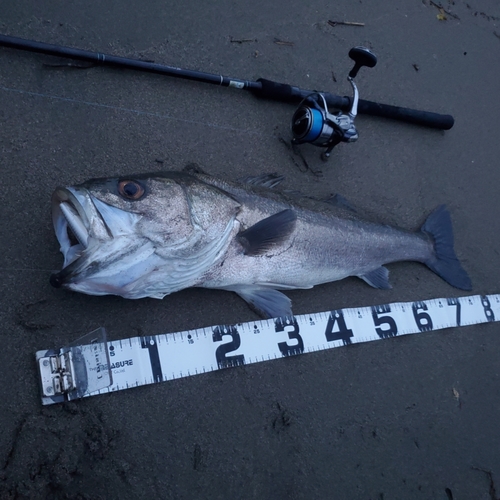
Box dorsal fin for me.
[240,173,285,189]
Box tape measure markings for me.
[36,294,500,404]
[95,294,498,393]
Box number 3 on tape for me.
[36,294,500,405]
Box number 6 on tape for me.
[35,294,500,405]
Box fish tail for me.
[421,205,472,290]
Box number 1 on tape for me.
[35,294,500,405]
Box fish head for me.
[50,172,240,298]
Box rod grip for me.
[254,79,351,109]
[254,78,297,101]
[356,99,454,130]
[254,79,454,130]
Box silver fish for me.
[50,170,471,317]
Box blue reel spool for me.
[291,106,325,143]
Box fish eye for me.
[117,180,145,200]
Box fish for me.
[50,169,472,318]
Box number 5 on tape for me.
[35,294,500,405]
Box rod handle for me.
[254,79,454,130]
[355,98,454,130]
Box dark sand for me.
[1,1,500,498]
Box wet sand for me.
[1,1,500,498]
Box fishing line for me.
[0,268,55,272]
[0,85,263,135]
[36,293,499,405]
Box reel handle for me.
[348,47,377,78]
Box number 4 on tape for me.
[36,294,500,405]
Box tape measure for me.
[36,293,499,405]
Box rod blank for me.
[0,34,454,130]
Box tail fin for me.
[421,205,472,290]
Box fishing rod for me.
[0,34,454,160]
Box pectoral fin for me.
[237,209,297,256]
[225,285,293,318]
[358,266,392,289]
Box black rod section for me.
[0,34,260,90]
[0,34,454,130]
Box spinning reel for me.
[0,35,454,147]
[291,47,377,161]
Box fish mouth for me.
[50,186,146,291]
[50,187,111,287]
[52,189,90,265]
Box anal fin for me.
[358,266,392,289]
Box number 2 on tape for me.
[212,325,245,369]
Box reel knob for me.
[348,46,377,78]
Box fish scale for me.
[50,170,472,318]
